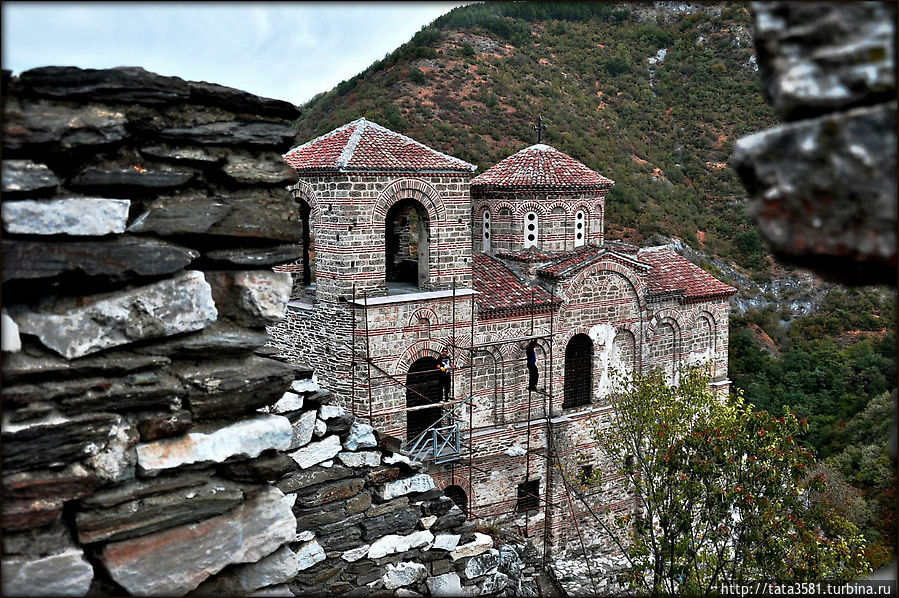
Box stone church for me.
[268,117,736,549]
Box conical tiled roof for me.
[283,118,476,173]
[471,144,613,190]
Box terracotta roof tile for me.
[471,144,613,190]
[473,253,558,314]
[638,247,737,301]
[283,118,476,173]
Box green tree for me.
[588,367,870,595]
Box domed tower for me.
[470,144,613,253]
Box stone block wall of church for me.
[291,174,473,304]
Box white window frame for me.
[524,211,538,248]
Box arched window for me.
[563,334,593,408]
[482,210,491,252]
[406,357,443,442]
[524,211,538,249]
[574,210,586,247]
[386,199,430,289]
[444,485,468,514]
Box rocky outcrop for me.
[731,2,896,285]
[1,65,536,597]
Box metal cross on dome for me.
[533,116,547,144]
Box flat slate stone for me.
[217,451,297,483]
[223,153,298,185]
[1,160,58,193]
[140,144,224,163]
[2,198,130,236]
[752,1,896,121]
[2,371,185,415]
[75,479,245,544]
[276,464,353,494]
[205,270,292,327]
[11,270,217,359]
[203,244,304,267]
[293,477,364,508]
[137,414,292,474]
[156,120,296,147]
[732,102,896,284]
[80,471,212,509]
[174,355,295,418]
[20,65,190,104]
[0,348,169,385]
[1,412,119,473]
[1,237,199,283]
[377,474,436,501]
[100,486,295,595]
[187,79,301,120]
[133,320,269,357]
[69,167,193,190]
[136,410,193,441]
[193,545,300,595]
[289,435,342,469]
[2,99,127,152]
[2,547,94,597]
[128,189,303,241]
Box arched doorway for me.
[444,485,467,514]
[299,200,312,287]
[564,334,593,408]
[406,356,443,442]
[386,198,430,289]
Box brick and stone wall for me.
[1,66,537,598]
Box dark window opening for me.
[444,485,468,514]
[386,198,429,289]
[563,333,593,408]
[406,356,443,442]
[516,479,540,511]
[578,464,594,487]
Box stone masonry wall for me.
[1,66,536,597]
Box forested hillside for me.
[293,1,896,566]
[296,2,773,270]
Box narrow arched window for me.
[482,210,491,252]
[574,210,586,247]
[524,211,538,249]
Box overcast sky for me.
[1,2,464,106]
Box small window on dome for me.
[524,211,538,248]
[482,210,491,252]
[574,210,586,247]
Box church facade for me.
[268,117,736,550]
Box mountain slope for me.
[293,1,777,270]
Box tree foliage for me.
[590,367,870,595]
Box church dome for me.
[471,144,613,191]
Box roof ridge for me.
[336,119,366,168]
[360,118,477,172]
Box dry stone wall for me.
[731,1,896,285]
[1,66,535,597]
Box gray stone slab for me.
[2,547,94,596]
[1,160,58,193]
[100,486,296,595]
[2,198,129,236]
[136,414,292,474]
[11,270,217,359]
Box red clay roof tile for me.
[473,253,558,314]
[638,247,737,301]
[471,144,613,189]
[283,118,476,173]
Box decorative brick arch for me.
[545,200,571,214]
[563,259,646,314]
[491,201,516,214]
[429,472,474,515]
[287,180,319,219]
[647,308,688,339]
[407,307,439,328]
[392,337,472,377]
[372,178,446,225]
[514,201,547,216]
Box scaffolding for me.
[348,277,600,590]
